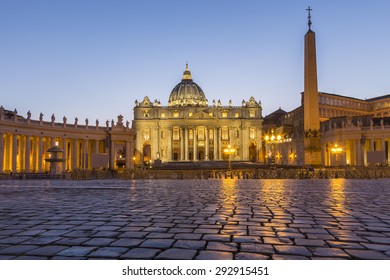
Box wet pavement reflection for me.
[0,179,390,259]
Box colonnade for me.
[322,137,390,166]
[0,132,109,173]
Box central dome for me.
[168,64,208,107]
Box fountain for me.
[45,144,65,178]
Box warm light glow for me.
[331,144,343,153]
[223,145,236,154]
[264,129,282,143]
[55,141,59,146]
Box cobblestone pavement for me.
[1,179,390,260]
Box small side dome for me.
[168,64,208,107]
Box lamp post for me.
[331,144,343,166]
[223,145,236,172]
[264,129,281,165]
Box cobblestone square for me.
[1,179,390,260]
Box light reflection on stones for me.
[1,179,390,259]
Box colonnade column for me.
[38,136,43,172]
[193,127,198,161]
[19,136,25,171]
[25,135,31,172]
[125,140,131,169]
[205,127,209,161]
[110,140,115,170]
[184,127,189,161]
[12,134,18,172]
[62,138,66,172]
[387,140,390,164]
[129,140,134,169]
[355,139,361,166]
[72,139,77,170]
[239,125,244,159]
[95,140,99,154]
[0,133,4,172]
[84,139,89,169]
[31,137,36,171]
[167,128,172,161]
[217,127,222,160]
[381,138,386,152]
[213,128,217,160]
[180,127,184,161]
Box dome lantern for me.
[168,64,208,107]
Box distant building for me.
[266,10,390,167]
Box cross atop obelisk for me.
[306,6,312,30]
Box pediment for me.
[188,111,216,119]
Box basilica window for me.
[249,128,256,140]
[222,111,228,118]
[250,110,255,118]
[198,128,204,140]
[209,112,213,117]
[188,112,193,117]
[222,127,229,140]
[143,110,149,117]
[173,128,180,140]
[143,129,150,141]
[235,112,240,118]
[173,111,179,118]
[161,113,166,118]
[189,129,193,140]
[209,128,213,140]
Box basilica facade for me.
[132,64,263,165]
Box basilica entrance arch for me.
[198,147,205,161]
[249,142,257,162]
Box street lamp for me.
[223,145,236,172]
[264,129,281,165]
[331,144,343,166]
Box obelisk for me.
[303,7,322,166]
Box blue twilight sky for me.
[0,0,389,124]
